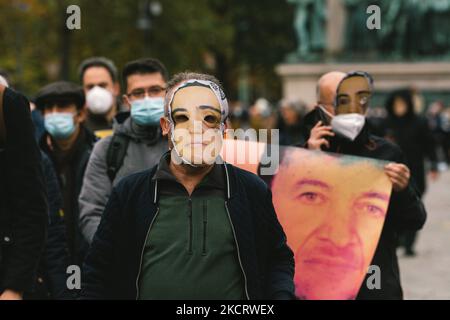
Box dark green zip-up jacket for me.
[138,153,245,299]
[81,154,295,300]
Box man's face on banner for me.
[271,148,390,300]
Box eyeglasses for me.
[127,86,166,99]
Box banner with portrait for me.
[221,139,392,300]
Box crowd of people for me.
[0,55,443,300]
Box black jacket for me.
[0,87,48,293]
[40,125,97,266]
[28,152,72,299]
[382,89,437,196]
[81,162,295,300]
[303,111,426,299]
[382,115,437,197]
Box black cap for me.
[35,81,85,111]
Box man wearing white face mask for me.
[305,71,427,300]
[80,72,295,300]
[78,58,168,245]
[78,57,120,138]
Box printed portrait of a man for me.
[271,147,391,299]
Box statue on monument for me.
[344,0,378,54]
[426,0,450,54]
[287,0,326,60]
[343,0,450,59]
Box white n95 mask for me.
[331,113,365,141]
[86,86,114,115]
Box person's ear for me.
[76,107,86,124]
[222,120,229,138]
[122,94,131,111]
[160,116,171,136]
[113,82,120,97]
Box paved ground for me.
[398,169,450,299]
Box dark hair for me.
[78,56,118,83]
[121,58,169,91]
[35,81,85,111]
[385,88,415,118]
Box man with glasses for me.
[79,58,168,245]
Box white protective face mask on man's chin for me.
[318,106,366,141]
[86,86,114,115]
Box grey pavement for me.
[398,169,450,300]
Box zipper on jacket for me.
[225,201,250,300]
[135,207,160,300]
[202,200,207,256]
[188,198,193,254]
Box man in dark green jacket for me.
[81,72,295,300]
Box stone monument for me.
[277,0,450,106]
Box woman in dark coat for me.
[383,88,438,256]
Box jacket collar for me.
[150,154,233,204]
[330,122,371,153]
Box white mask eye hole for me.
[172,114,189,124]
[203,114,221,127]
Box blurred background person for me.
[411,86,426,116]
[383,88,439,257]
[278,98,308,146]
[78,57,121,138]
[366,105,388,137]
[248,98,278,143]
[442,106,450,167]
[227,100,250,130]
[427,101,450,168]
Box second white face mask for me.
[331,113,366,141]
[86,86,114,115]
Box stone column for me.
[326,0,346,56]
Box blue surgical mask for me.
[44,112,76,140]
[131,97,164,126]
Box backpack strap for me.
[106,132,130,182]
